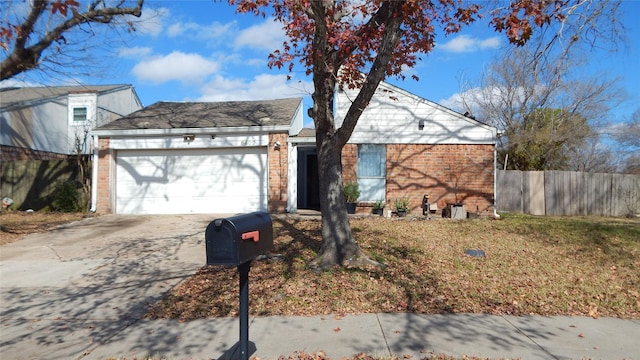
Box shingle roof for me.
[294,128,316,138]
[96,98,302,130]
[0,85,128,108]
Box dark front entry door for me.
[297,147,320,210]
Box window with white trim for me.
[73,107,88,122]
[357,144,386,201]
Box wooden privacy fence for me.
[1,159,86,211]
[496,170,640,217]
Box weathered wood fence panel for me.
[497,170,640,217]
[1,160,82,211]
[496,170,522,213]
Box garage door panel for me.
[116,148,267,214]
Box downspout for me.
[493,132,501,219]
[90,135,99,213]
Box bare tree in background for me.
[1,0,144,81]
[568,136,619,173]
[460,0,625,170]
[614,109,640,152]
[614,108,640,174]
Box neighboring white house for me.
[0,85,142,159]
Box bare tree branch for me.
[1,0,144,80]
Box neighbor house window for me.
[357,144,386,201]
[73,107,87,122]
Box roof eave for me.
[92,124,292,137]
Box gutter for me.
[90,135,99,213]
[91,125,292,137]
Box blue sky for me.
[4,0,640,126]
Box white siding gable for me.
[335,82,496,144]
[68,93,97,154]
[68,93,97,126]
[96,87,143,127]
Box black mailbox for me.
[205,212,273,266]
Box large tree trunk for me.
[308,135,366,270]
[306,1,403,271]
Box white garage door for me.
[115,147,268,214]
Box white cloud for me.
[479,37,501,50]
[132,51,220,84]
[439,86,499,114]
[196,74,312,101]
[118,46,152,58]
[440,35,501,53]
[439,83,551,122]
[167,21,235,40]
[0,79,38,88]
[439,91,471,113]
[125,7,169,36]
[234,19,285,52]
[167,22,185,37]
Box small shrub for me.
[394,197,410,211]
[51,181,82,212]
[343,181,360,203]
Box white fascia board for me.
[110,134,269,149]
[289,136,316,145]
[91,125,291,137]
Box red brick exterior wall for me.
[268,133,288,212]
[386,144,495,215]
[342,143,495,216]
[341,144,358,183]
[96,138,112,214]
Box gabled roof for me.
[96,98,303,131]
[0,84,132,109]
[373,81,495,129]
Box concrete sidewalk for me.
[1,215,639,359]
[5,312,638,360]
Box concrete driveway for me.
[0,214,213,359]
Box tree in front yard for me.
[229,0,589,270]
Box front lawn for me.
[146,214,640,320]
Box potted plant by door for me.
[394,197,410,217]
[343,182,360,214]
[372,200,385,216]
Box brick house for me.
[91,81,496,216]
[291,81,497,216]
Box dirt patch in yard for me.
[0,212,92,245]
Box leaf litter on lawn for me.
[145,215,640,321]
[0,211,92,245]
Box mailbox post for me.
[205,212,273,360]
[238,260,251,359]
